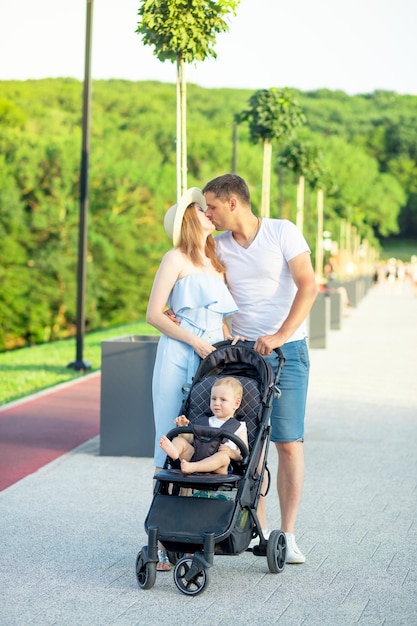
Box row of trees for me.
[0,78,416,351]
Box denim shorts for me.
[263,339,310,443]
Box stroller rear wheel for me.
[173,556,209,595]
[266,530,287,573]
[136,550,157,589]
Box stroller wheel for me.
[173,556,209,595]
[266,530,287,573]
[136,551,156,590]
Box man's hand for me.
[253,334,282,356]
[164,308,180,325]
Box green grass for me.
[0,321,160,406]
[380,238,417,262]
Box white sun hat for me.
[164,187,206,247]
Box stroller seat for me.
[155,370,261,484]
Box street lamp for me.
[68,0,94,371]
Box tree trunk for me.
[175,58,181,203]
[278,166,284,217]
[175,56,187,200]
[180,57,187,194]
[315,188,324,281]
[261,139,272,218]
[296,175,305,232]
[231,123,238,173]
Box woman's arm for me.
[146,251,217,359]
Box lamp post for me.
[68,0,94,371]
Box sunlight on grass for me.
[0,321,159,406]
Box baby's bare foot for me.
[159,435,179,460]
[180,459,193,474]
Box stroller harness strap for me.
[191,415,241,462]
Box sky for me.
[0,0,416,96]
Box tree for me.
[278,139,326,231]
[236,87,306,217]
[136,0,240,200]
[278,139,335,278]
[1,79,415,350]
[319,135,405,240]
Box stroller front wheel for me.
[173,556,209,595]
[136,551,157,590]
[266,530,287,573]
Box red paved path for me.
[0,373,101,491]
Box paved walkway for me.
[1,280,416,625]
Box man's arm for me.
[254,251,317,355]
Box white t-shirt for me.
[215,218,310,342]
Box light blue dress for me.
[152,273,238,467]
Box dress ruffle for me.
[169,274,237,316]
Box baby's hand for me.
[175,415,189,426]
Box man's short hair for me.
[203,174,250,205]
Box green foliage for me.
[236,87,306,144]
[0,78,416,352]
[0,319,158,405]
[136,0,240,64]
[0,98,27,127]
[277,139,327,191]
[314,135,405,238]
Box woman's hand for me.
[226,334,248,345]
[190,336,217,359]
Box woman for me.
[146,187,238,570]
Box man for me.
[202,174,317,564]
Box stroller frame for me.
[136,341,287,595]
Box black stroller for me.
[135,341,287,595]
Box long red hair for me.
[178,203,226,274]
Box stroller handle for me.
[213,339,285,388]
[214,339,285,360]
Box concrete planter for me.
[329,291,343,330]
[100,335,159,457]
[308,292,330,349]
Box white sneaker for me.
[285,532,306,564]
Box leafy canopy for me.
[136,0,240,63]
[236,87,306,144]
[278,139,329,191]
